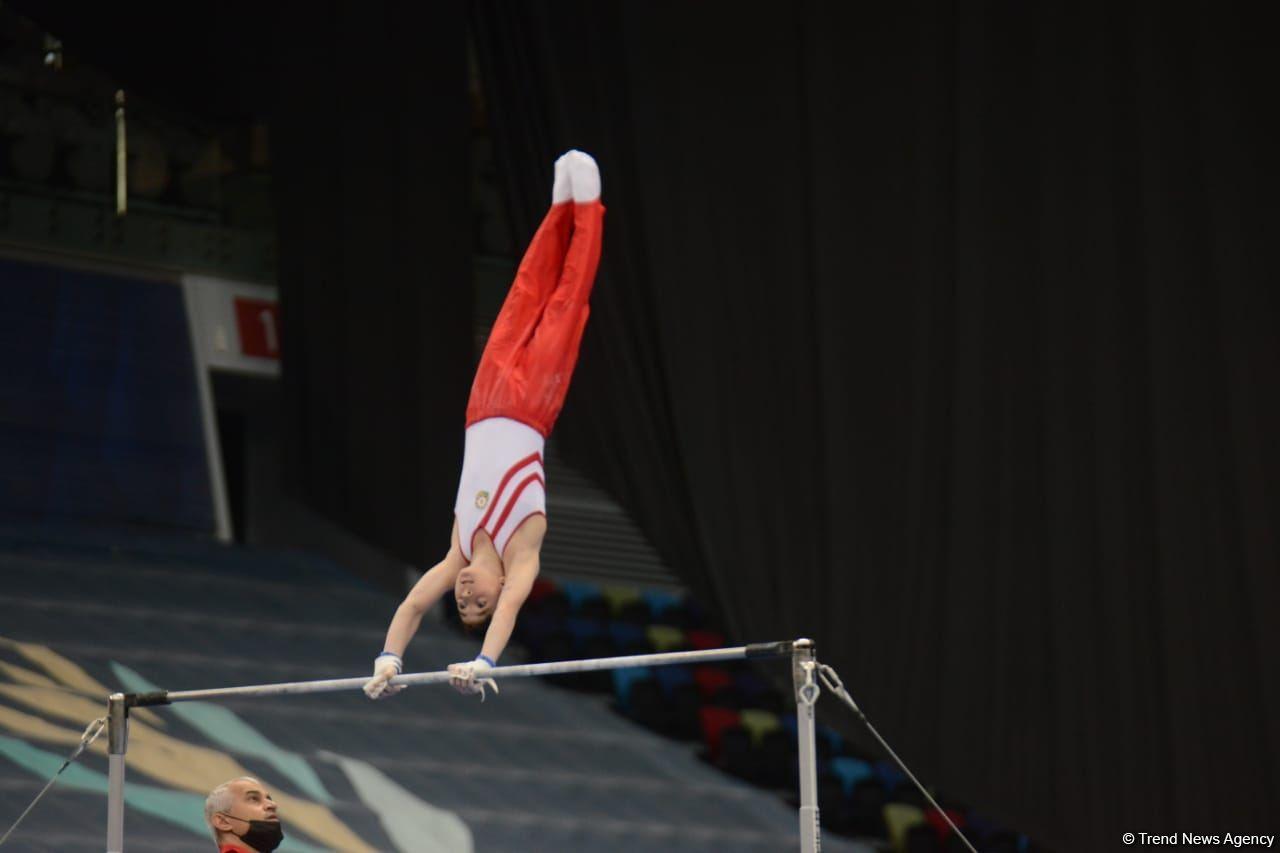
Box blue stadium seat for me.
[641,589,680,620]
[829,756,874,795]
[611,666,653,713]
[876,758,907,793]
[607,621,646,649]
[819,724,845,756]
[565,617,605,646]
[653,664,693,696]
[558,580,602,611]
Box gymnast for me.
[364,150,604,701]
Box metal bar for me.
[181,277,233,542]
[792,640,821,853]
[106,694,127,853]
[114,90,126,216]
[160,643,794,704]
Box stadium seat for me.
[611,666,653,713]
[692,665,733,698]
[653,664,693,696]
[737,709,780,745]
[697,706,741,762]
[883,803,926,852]
[558,579,601,610]
[925,806,967,845]
[819,724,845,756]
[828,756,874,795]
[876,757,906,792]
[608,621,646,650]
[646,624,685,652]
[642,589,680,620]
[601,585,642,615]
[655,601,694,629]
[526,576,559,605]
[685,628,725,650]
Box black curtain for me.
[473,1,1279,846]
[274,0,472,585]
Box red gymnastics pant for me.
[465,198,605,437]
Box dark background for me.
[15,1,1277,848]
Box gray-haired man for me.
[204,776,284,853]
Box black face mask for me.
[219,813,284,852]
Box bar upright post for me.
[106,693,127,853]
[793,638,821,852]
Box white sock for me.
[552,153,572,204]
[565,149,600,202]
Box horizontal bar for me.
[147,641,799,705]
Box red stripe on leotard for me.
[489,472,546,543]
[476,452,544,532]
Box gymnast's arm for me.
[363,522,467,699]
[383,522,468,656]
[479,517,545,664]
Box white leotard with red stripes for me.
[454,417,547,562]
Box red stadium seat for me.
[527,577,558,605]
[693,665,733,698]
[685,628,725,650]
[925,806,967,844]
[697,706,741,761]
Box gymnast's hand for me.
[363,652,404,700]
[447,655,499,701]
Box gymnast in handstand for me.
[364,150,604,701]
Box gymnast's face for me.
[455,562,504,625]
